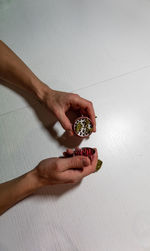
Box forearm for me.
[0,40,51,101]
[0,169,42,215]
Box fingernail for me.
[83,158,89,166]
[95,159,103,172]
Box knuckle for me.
[53,108,60,117]
[88,101,93,107]
[70,93,80,100]
[76,157,83,166]
[74,93,80,98]
[71,157,79,167]
[69,93,75,98]
[69,178,76,184]
[55,162,60,171]
[70,158,75,166]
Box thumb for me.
[62,156,90,171]
[56,111,73,132]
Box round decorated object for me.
[73,116,93,137]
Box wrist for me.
[0,169,44,215]
[26,168,44,192]
[36,82,52,102]
[30,78,54,102]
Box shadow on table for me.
[35,181,81,198]
[0,243,8,251]
[0,81,84,148]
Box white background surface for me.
[0,0,150,250]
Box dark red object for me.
[64,147,95,160]
[74,147,95,158]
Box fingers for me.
[71,95,96,132]
[67,148,74,153]
[55,110,73,134]
[58,155,90,171]
[65,148,74,155]
[63,148,74,157]
[62,149,98,183]
[82,148,98,176]
[85,100,96,132]
[53,92,96,133]
[36,149,99,186]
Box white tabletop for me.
[0,1,150,250]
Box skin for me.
[0,41,98,215]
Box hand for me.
[43,89,96,135]
[35,149,98,186]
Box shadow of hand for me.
[0,80,83,148]
[35,181,81,198]
[32,102,83,148]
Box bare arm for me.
[0,151,98,215]
[0,170,40,215]
[0,42,98,215]
[0,40,96,132]
[0,40,49,100]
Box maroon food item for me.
[64,147,102,171]
[74,147,95,158]
[64,147,95,160]
[74,148,102,171]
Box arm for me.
[0,40,49,101]
[0,150,98,215]
[0,170,41,216]
[0,41,96,134]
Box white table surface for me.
[0,1,150,250]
